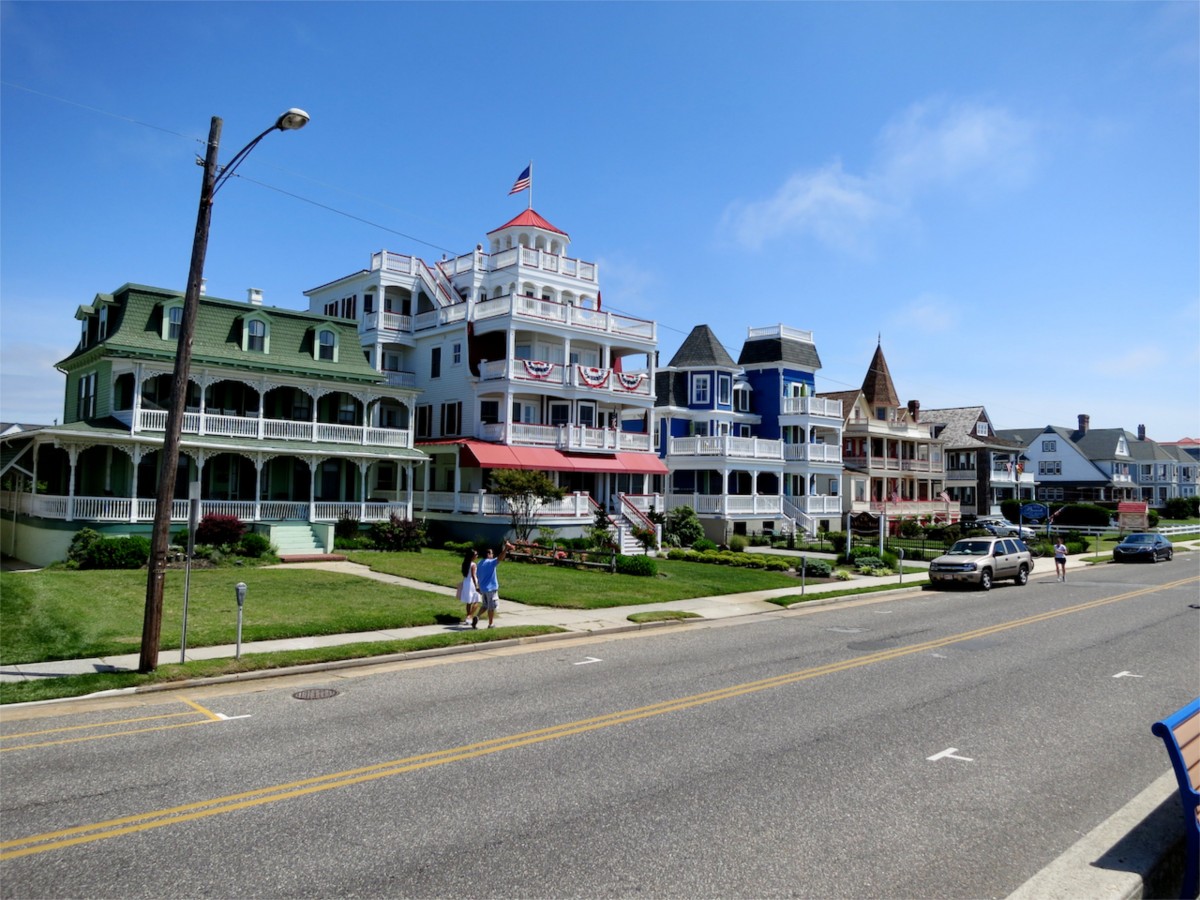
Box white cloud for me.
[722,161,890,252]
[1096,344,1166,375]
[725,98,1039,251]
[0,342,65,425]
[892,293,958,334]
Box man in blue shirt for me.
[474,541,512,628]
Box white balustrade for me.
[137,409,411,449]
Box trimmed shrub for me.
[692,537,718,552]
[196,514,246,548]
[727,534,748,553]
[369,514,427,552]
[67,528,103,567]
[334,513,360,540]
[80,535,151,569]
[443,540,475,554]
[616,554,657,577]
[797,557,832,578]
[238,532,273,558]
[665,505,705,548]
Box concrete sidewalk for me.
[0,550,1101,684]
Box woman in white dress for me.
[459,549,481,628]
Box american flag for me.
[890,491,900,504]
[509,165,531,195]
[938,491,951,503]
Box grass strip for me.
[0,625,563,705]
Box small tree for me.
[665,505,704,548]
[489,468,566,543]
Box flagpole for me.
[528,160,533,210]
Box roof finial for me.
[877,331,881,346]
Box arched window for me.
[244,318,269,353]
[317,329,336,362]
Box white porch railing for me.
[417,490,594,518]
[137,409,413,449]
[782,443,842,463]
[473,294,655,342]
[662,493,784,517]
[779,396,843,418]
[669,435,784,460]
[0,491,409,524]
[478,359,654,398]
[500,423,652,453]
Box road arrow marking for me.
[1113,671,1144,678]
[927,747,974,762]
[573,657,603,666]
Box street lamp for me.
[139,109,309,673]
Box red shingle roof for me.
[488,209,568,237]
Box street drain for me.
[292,688,339,701]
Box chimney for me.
[1137,424,1146,441]
[1078,414,1089,435]
[247,288,263,306]
[907,399,920,422]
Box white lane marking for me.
[214,714,253,720]
[1112,671,1144,679]
[927,747,974,762]
[573,657,603,666]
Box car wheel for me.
[1151,553,1158,563]
[979,569,992,591]
[1015,565,1028,586]
[1166,549,1173,561]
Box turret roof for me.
[488,208,568,237]
[666,325,737,369]
[861,342,900,409]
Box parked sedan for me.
[1112,533,1174,563]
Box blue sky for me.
[3,1,1197,441]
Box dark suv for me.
[929,536,1034,591]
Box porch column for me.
[307,458,317,524]
[358,460,369,521]
[132,362,144,434]
[129,447,143,523]
[423,456,431,513]
[253,455,263,522]
[405,462,414,518]
[197,375,207,436]
[453,453,462,513]
[66,446,79,521]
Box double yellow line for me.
[3,576,1193,861]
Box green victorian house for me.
[0,283,425,565]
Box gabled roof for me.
[737,331,822,370]
[1073,427,1133,460]
[861,342,900,409]
[1125,436,1176,462]
[921,406,1022,450]
[666,325,737,370]
[487,208,568,237]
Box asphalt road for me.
[2,561,1197,899]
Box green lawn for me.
[1,551,805,665]
[345,549,802,609]
[0,567,460,665]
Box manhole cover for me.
[292,688,339,701]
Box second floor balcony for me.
[478,421,653,454]
[132,408,413,449]
[842,455,941,474]
[474,294,655,343]
[479,359,653,398]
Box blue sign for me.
[1021,503,1049,521]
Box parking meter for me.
[235,582,247,659]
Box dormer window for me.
[161,304,184,341]
[80,318,89,349]
[98,306,108,340]
[317,329,337,362]
[242,317,269,353]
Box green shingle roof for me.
[59,283,379,384]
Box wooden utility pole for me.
[139,116,222,673]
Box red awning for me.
[615,452,669,475]
[453,440,666,475]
